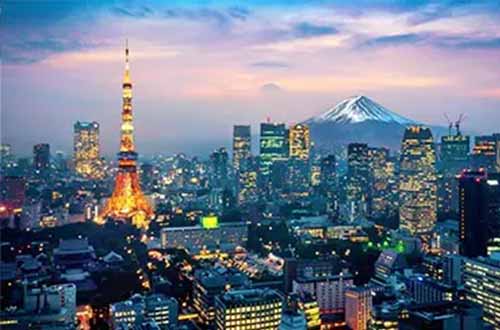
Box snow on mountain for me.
[306,95,417,125]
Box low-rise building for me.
[160,222,248,254]
[214,288,283,330]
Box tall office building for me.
[463,256,500,330]
[440,134,470,166]
[289,124,311,195]
[258,123,289,196]
[237,156,258,204]
[232,125,251,173]
[347,143,370,219]
[214,288,283,330]
[369,147,397,218]
[438,133,469,215]
[33,143,50,174]
[289,124,310,161]
[459,170,500,257]
[399,126,437,236]
[320,155,339,219]
[259,122,288,189]
[210,147,229,189]
[345,286,373,330]
[472,135,498,173]
[99,43,154,229]
[73,121,102,179]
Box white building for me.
[292,270,353,314]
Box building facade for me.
[233,125,251,173]
[259,122,288,188]
[463,256,500,330]
[214,289,283,330]
[346,143,370,220]
[33,143,50,175]
[345,286,373,330]
[459,170,500,257]
[73,121,102,179]
[288,124,311,196]
[399,126,437,236]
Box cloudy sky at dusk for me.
[2,0,500,157]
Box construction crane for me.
[444,113,453,136]
[455,113,466,136]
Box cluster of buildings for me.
[1,44,500,330]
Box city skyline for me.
[2,0,500,156]
[2,3,500,330]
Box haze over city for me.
[2,0,500,156]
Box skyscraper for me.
[368,147,397,218]
[237,156,258,204]
[399,126,437,236]
[73,121,102,179]
[347,143,370,219]
[232,125,251,174]
[289,124,311,195]
[459,170,500,257]
[99,43,153,229]
[259,122,288,189]
[438,132,470,215]
[209,147,229,190]
[33,143,50,175]
[320,155,339,219]
[472,135,498,173]
[289,124,310,161]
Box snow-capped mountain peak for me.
[307,95,416,125]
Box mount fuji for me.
[304,95,438,150]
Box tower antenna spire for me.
[125,39,129,63]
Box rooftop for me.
[218,288,282,305]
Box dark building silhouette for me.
[458,170,500,257]
[33,143,50,175]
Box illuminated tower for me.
[99,42,154,229]
[399,125,437,236]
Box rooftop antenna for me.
[444,113,452,136]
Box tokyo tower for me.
[98,42,154,229]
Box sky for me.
[1,0,500,157]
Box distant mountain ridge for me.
[303,95,443,150]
